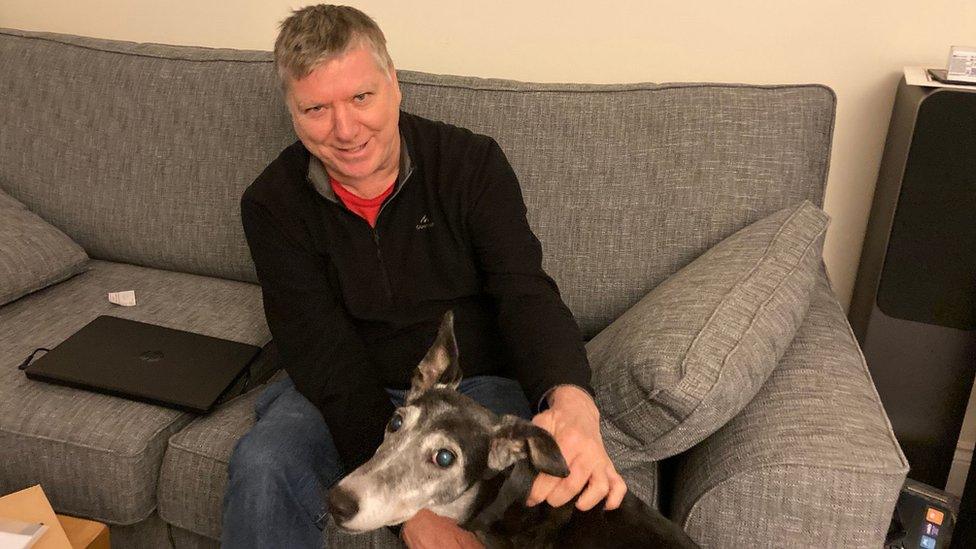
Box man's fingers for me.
[401,509,485,549]
[531,411,554,432]
[574,472,610,512]
[526,472,559,506]
[546,456,594,508]
[603,467,628,510]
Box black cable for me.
[18,348,50,370]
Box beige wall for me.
[4,0,976,487]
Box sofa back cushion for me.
[398,73,835,336]
[0,29,835,337]
[0,29,292,286]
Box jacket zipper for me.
[367,167,413,305]
[372,228,394,302]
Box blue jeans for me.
[221,374,532,549]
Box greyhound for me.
[328,312,699,548]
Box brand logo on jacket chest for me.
[416,214,435,230]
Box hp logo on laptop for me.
[139,350,165,362]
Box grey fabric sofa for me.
[0,28,908,548]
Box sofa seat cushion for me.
[0,260,269,525]
[0,186,89,306]
[589,201,828,460]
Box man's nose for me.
[331,105,359,142]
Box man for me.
[223,5,626,548]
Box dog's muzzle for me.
[328,486,360,528]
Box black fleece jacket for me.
[240,111,592,469]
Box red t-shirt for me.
[329,177,395,227]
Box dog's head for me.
[328,311,569,532]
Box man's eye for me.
[304,106,322,114]
[354,93,370,103]
[388,413,403,432]
[433,449,456,468]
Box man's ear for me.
[488,415,569,478]
[406,311,462,402]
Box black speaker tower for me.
[849,76,976,537]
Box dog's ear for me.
[488,415,570,478]
[406,311,462,402]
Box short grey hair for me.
[274,5,393,92]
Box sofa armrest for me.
[669,268,908,548]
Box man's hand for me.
[527,385,627,512]
[401,508,484,549]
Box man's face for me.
[286,46,402,190]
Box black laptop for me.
[24,315,262,413]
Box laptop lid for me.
[24,315,262,414]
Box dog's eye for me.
[434,449,456,468]
[388,414,403,433]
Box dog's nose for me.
[328,486,360,525]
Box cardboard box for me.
[0,485,110,548]
[56,515,108,549]
[0,485,71,549]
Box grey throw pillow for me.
[0,187,89,305]
[589,200,828,460]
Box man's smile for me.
[334,138,371,159]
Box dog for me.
[328,311,699,548]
